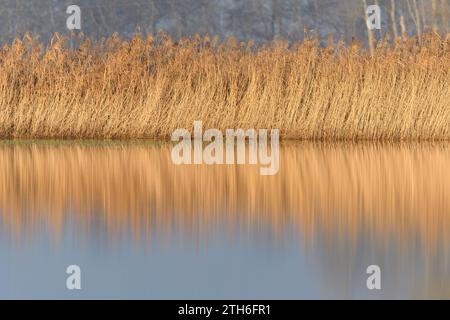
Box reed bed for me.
[0,32,448,140]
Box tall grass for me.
[0,32,449,140]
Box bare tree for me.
[362,0,375,56]
[390,0,399,38]
[400,14,408,41]
[441,0,448,33]
[406,0,422,38]
[431,0,438,32]
[420,0,427,31]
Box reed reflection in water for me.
[0,141,449,299]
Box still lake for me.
[0,141,449,299]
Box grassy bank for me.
[0,33,449,140]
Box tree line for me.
[0,0,448,45]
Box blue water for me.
[1,213,445,299]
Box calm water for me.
[0,141,449,299]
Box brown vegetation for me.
[0,32,449,140]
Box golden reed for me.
[0,142,449,253]
[0,33,449,140]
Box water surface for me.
[0,141,449,299]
